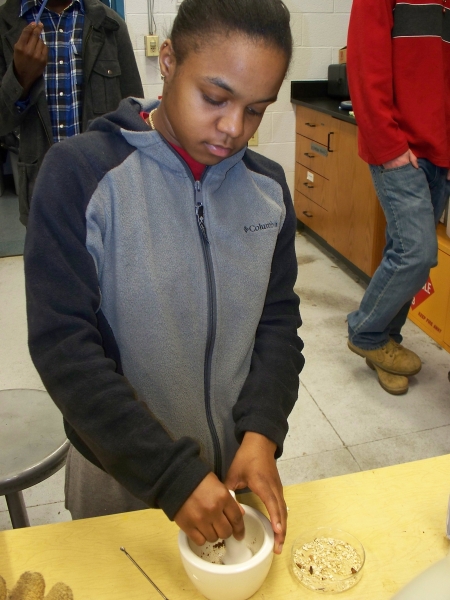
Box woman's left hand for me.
[224,431,287,554]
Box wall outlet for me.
[145,35,159,57]
[248,130,259,146]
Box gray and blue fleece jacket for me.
[24,98,304,520]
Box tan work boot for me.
[348,338,421,376]
[366,359,409,395]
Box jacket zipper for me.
[194,179,222,477]
[158,136,223,477]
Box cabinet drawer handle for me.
[303,211,313,218]
[327,131,335,152]
[303,182,314,189]
[304,152,315,158]
[305,122,317,128]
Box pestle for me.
[222,491,253,565]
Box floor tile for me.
[0,469,67,531]
[283,384,344,461]
[0,510,12,531]
[302,350,450,447]
[278,448,361,487]
[0,256,43,390]
[27,501,71,527]
[22,467,66,507]
[0,501,71,531]
[349,427,450,471]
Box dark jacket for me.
[0,0,143,224]
[24,98,304,520]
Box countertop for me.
[1,454,450,598]
[291,80,357,125]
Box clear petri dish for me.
[291,527,365,594]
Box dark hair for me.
[170,0,292,67]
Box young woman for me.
[24,0,304,555]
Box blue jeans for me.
[348,158,449,350]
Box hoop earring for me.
[160,74,165,81]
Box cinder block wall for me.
[125,0,351,195]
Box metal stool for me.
[0,389,70,528]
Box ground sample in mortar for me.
[200,540,226,564]
[200,539,255,565]
[293,537,362,592]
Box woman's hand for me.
[225,432,287,554]
[174,472,245,546]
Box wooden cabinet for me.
[294,105,386,277]
[296,105,335,147]
[294,187,329,241]
[295,164,330,211]
[295,134,333,180]
[294,107,334,253]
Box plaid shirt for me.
[20,0,84,142]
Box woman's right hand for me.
[13,23,48,97]
[174,472,245,546]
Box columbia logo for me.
[244,222,278,233]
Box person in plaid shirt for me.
[0,0,143,225]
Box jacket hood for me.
[87,97,152,135]
[87,97,247,179]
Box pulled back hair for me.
[170,0,293,67]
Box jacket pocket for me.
[90,60,122,114]
[17,159,39,225]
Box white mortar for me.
[178,504,274,600]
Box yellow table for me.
[1,455,450,599]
